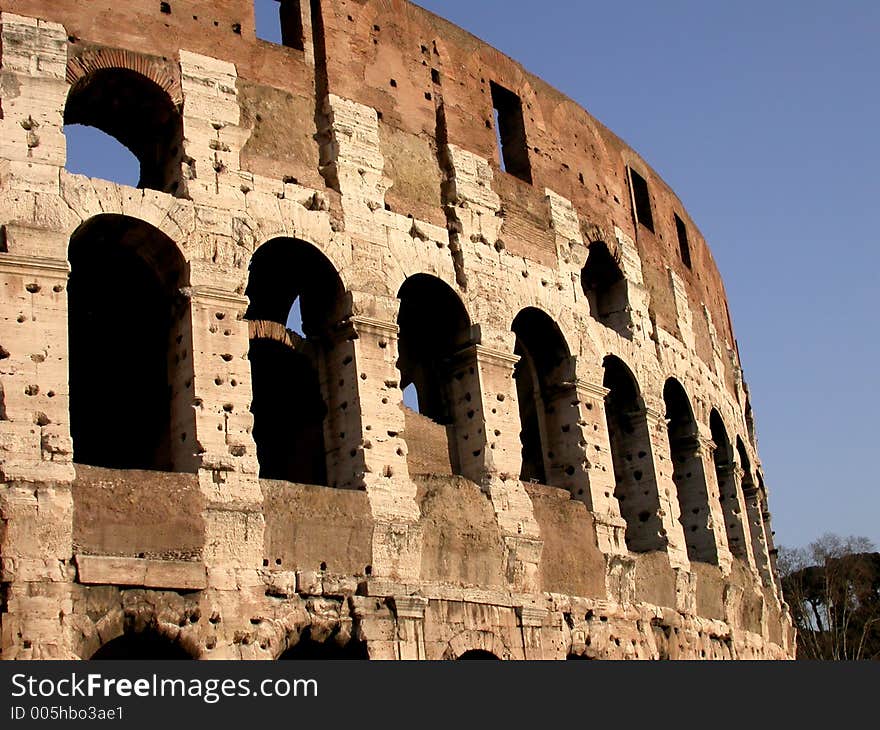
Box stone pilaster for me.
[722,463,757,571]
[669,268,695,352]
[571,379,627,555]
[643,405,689,569]
[517,604,548,660]
[179,50,250,210]
[0,13,68,196]
[696,433,733,574]
[392,596,428,660]
[339,309,422,582]
[448,342,542,592]
[0,252,76,658]
[188,286,264,588]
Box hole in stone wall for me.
[664,378,716,564]
[628,167,654,233]
[711,409,747,559]
[68,215,187,471]
[674,213,692,269]
[403,383,420,412]
[512,308,574,487]
[254,0,305,50]
[246,238,347,486]
[603,356,663,553]
[397,274,473,476]
[64,68,184,194]
[490,81,532,184]
[581,242,631,338]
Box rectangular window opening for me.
[628,167,654,232]
[675,213,692,268]
[490,81,532,184]
[255,0,304,51]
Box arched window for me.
[397,275,473,477]
[64,67,184,194]
[90,630,193,660]
[603,357,665,552]
[511,308,575,486]
[245,239,347,487]
[664,379,717,564]
[68,215,190,472]
[710,410,748,561]
[581,242,630,338]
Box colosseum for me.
[0,0,794,660]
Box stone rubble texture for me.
[0,0,794,660]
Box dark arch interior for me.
[248,339,327,484]
[603,356,664,552]
[581,242,629,337]
[279,629,368,660]
[512,308,573,485]
[711,410,745,559]
[664,379,697,452]
[90,631,193,660]
[664,379,716,564]
[246,239,346,485]
[68,215,185,471]
[65,68,184,194]
[397,275,472,426]
[457,649,500,660]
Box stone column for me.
[643,404,689,570]
[188,285,264,589]
[517,605,548,660]
[392,596,428,660]
[697,433,733,573]
[0,13,68,197]
[570,380,627,555]
[744,485,774,588]
[723,463,757,571]
[448,342,542,592]
[333,308,422,582]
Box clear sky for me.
[65,1,880,550]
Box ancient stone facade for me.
[0,0,794,660]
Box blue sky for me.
[66,1,880,550]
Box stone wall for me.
[0,0,793,660]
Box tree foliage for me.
[778,534,880,660]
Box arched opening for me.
[664,379,717,564]
[737,437,772,584]
[710,410,748,561]
[68,215,190,472]
[603,357,665,552]
[64,67,184,194]
[581,242,631,338]
[397,275,474,476]
[512,308,575,486]
[279,628,368,660]
[457,649,500,660]
[90,630,193,660]
[246,239,347,487]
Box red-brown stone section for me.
[4,0,734,362]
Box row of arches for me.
[66,214,766,570]
[62,63,637,337]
